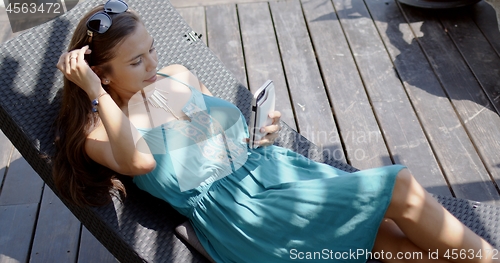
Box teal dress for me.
[133,75,405,263]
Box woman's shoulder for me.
[156,64,212,96]
[157,64,191,77]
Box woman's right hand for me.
[57,45,102,98]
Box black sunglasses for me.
[86,0,128,35]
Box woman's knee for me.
[374,219,430,262]
[391,169,414,203]
[386,169,426,220]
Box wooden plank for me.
[441,8,500,114]
[0,130,12,187]
[400,3,500,203]
[0,204,39,263]
[0,149,44,205]
[78,226,118,263]
[29,187,81,263]
[269,0,345,162]
[472,1,500,57]
[0,130,11,166]
[237,2,297,130]
[0,6,13,43]
[176,6,207,45]
[206,4,248,87]
[302,0,391,170]
[171,0,275,8]
[331,0,447,193]
[0,6,23,43]
[366,0,491,198]
[440,8,500,190]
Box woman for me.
[54,1,499,262]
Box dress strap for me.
[156,71,197,91]
[156,71,207,114]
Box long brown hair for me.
[53,5,142,206]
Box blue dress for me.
[133,74,405,263]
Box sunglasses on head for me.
[86,0,128,35]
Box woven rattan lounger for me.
[0,0,498,262]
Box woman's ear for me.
[90,65,100,74]
[91,66,110,85]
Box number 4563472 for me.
[5,3,61,14]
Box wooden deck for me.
[2,0,500,262]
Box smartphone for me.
[249,80,275,149]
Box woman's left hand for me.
[250,111,281,148]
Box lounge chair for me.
[0,0,498,262]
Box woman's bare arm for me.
[85,93,156,176]
[58,46,156,176]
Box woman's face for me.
[102,22,158,100]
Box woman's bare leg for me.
[373,218,451,263]
[383,169,499,263]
